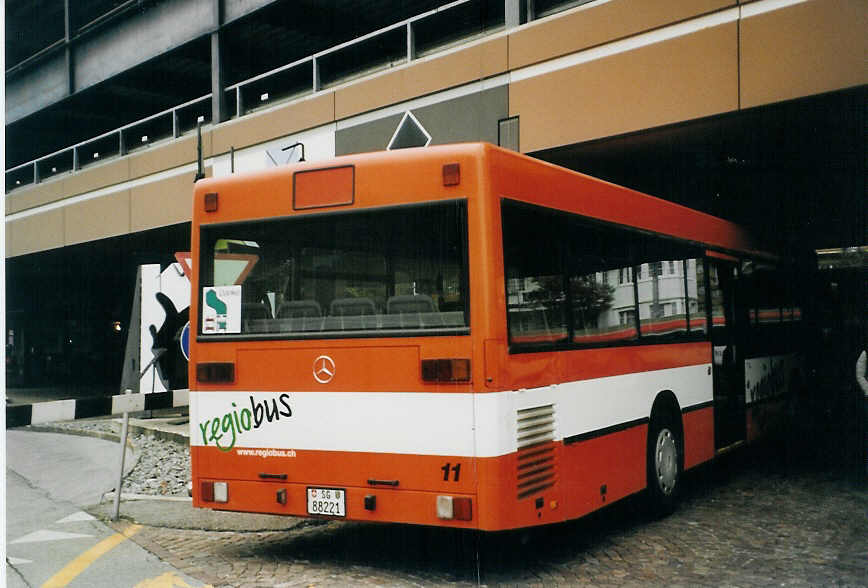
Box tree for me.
[570,275,615,330]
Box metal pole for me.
[195,121,205,182]
[111,388,133,521]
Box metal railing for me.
[5,0,583,194]
[5,94,212,192]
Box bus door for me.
[708,258,746,450]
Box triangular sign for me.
[387,111,431,150]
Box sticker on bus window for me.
[203,286,241,334]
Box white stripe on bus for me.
[190,364,712,457]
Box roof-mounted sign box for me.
[293,165,355,210]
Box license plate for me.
[306,487,346,517]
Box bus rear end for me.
[189,146,487,528]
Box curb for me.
[26,423,143,478]
[27,423,126,445]
[126,422,189,446]
[101,491,192,502]
[27,418,189,446]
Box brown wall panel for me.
[510,22,738,152]
[63,158,130,199]
[63,190,131,246]
[6,179,67,215]
[335,37,508,119]
[128,134,205,180]
[130,169,202,231]
[740,0,868,108]
[211,93,335,155]
[8,135,209,216]
[6,209,65,257]
[509,0,734,69]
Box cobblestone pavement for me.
[118,442,867,587]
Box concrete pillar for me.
[505,0,521,28]
[211,0,228,124]
[64,0,74,95]
[407,22,416,62]
[506,0,534,27]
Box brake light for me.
[200,481,229,503]
[421,359,470,383]
[204,192,218,212]
[436,496,472,520]
[196,362,235,383]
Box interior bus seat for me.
[330,297,376,316]
[242,302,271,333]
[387,294,435,314]
[329,297,377,330]
[277,300,321,318]
[276,299,322,332]
[387,294,436,328]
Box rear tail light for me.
[196,362,235,383]
[201,481,229,503]
[436,495,472,521]
[421,359,470,383]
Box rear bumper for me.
[194,478,477,529]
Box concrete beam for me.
[6,54,69,122]
[6,0,216,124]
[6,0,282,124]
[73,0,213,90]
[224,0,275,25]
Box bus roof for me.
[194,142,770,261]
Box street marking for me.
[41,523,143,588]
[56,512,96,524]
[11,530,93,544]
[134,571,212,587]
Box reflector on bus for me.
[421,359,470,382]
[443,163,460,186]
[196,362,235,383]
[436,496,472,520]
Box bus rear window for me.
[199,200,468,339]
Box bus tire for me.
[646,407,681,516]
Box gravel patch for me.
[124,434,191,497]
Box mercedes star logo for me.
[313,355,336,384]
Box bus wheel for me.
[646,409,681,515]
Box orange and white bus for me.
[189,143,801,530]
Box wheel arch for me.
[645,389,685,514]
[649,390,684,463]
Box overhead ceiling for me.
[4,0,456,167]
[533,87,867,253]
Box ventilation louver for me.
[516,404,556,500]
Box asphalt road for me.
[5,430,204,588]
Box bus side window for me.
[685,258,706,336]
[564,216,637,347]
[502,201,568,347]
